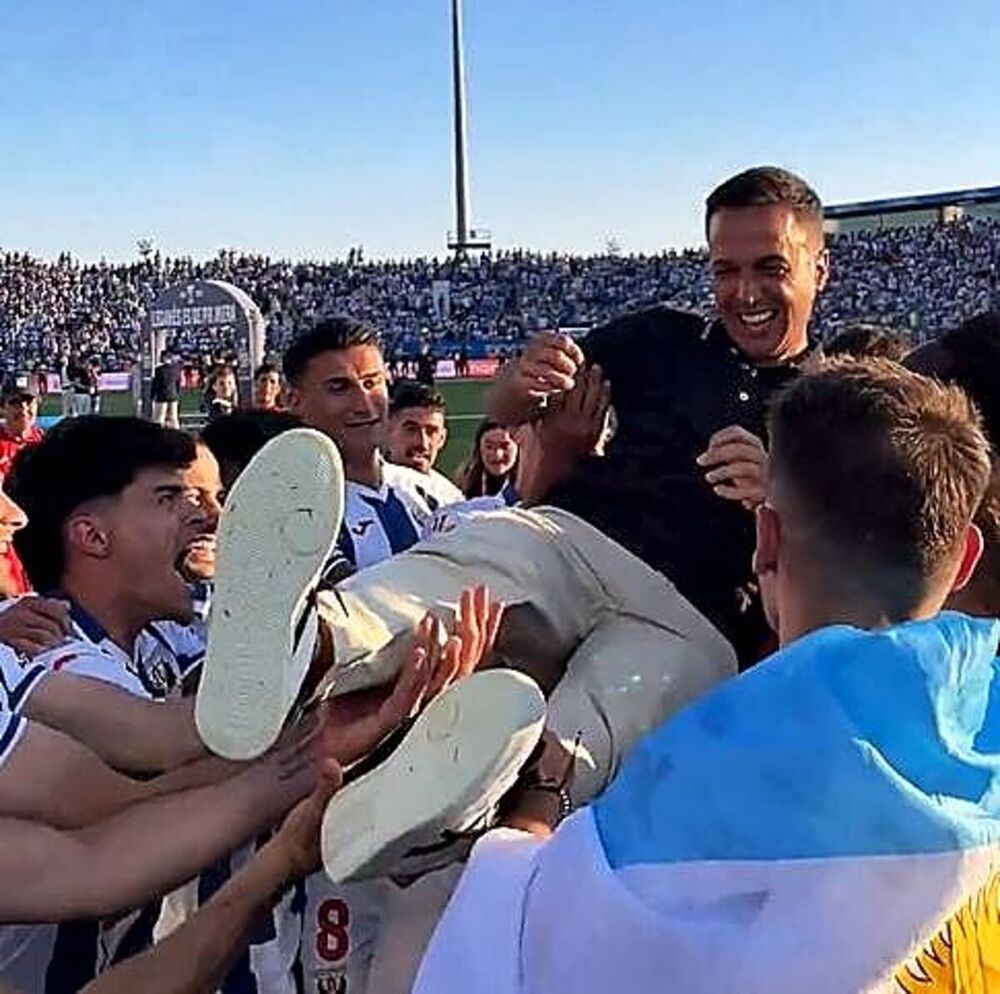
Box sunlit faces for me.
[481,426,518,478]
[254,370,282,409]
[4,397,38,439]
[213,369,238,400]
[286,346,389,471]
[180,443,225,582]
[71,466,207,625]
[709,204,828,365]
[388,406,447,473]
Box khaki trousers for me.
[318,507,737,804]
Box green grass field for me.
[435,379,492,477]
[38,378,491,482]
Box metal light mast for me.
[447,0,490,255]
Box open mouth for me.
[737,309,779,329]
[186,536,217,556]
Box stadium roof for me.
[826,185,1000,220]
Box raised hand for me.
[0,597,71,657]
[488,332,586,424]
[697,425,770,511]
[320,586,504,768]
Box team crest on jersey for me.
[50,652,80,671]
[140,644,178,697]
[427,511,459,535]
[316,970,347,994]
[351,519,375,537]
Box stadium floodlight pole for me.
[448,0,490,257]
[452,0,470,252]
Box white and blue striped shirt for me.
[338,462,463,569]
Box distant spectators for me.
[202,363,238,423]
[151,354,181,428]
[0,217,996,376]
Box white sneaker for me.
[321,669,547,884]
[195,428,344,760]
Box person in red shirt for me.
[0,387,44,475]
[0,387,44,595]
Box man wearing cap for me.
[0,388,44,481]
[0,387,43,597]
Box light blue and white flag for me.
[415,612,1000,994]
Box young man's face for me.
[5,399,37,437]
[87,466,206,625]
[216,371,237,398]
[709,204,828,365]
[180,444,225,582]
[254,371,282,409]
[388,406,447,474]
[287,346,389,472]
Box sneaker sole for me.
[195,428,343,760]
[320,669,546,884]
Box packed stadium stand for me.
[1,213,997,377]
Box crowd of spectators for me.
[0,215,997,378]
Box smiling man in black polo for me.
[488,166,829,666]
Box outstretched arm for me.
[24,673,205,774]
[78,594,502,994]
[0,733,315,923]
[80,762,341,994]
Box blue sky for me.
[0,0,996,261]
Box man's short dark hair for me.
[705,166,823,238]
[254,362,280,382]
[973,479,1000,613]
[3,388,38,406]
[825,324,913,363]
[935,312,1000,451]
[768,358,991,618]
[7,417,196,591]
[389,380,447,417]
[282,317,381,386]
[200,410,303,481]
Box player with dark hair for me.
[200,408,303,492]
[387,381,462,503]
[824,322,912,362]
[906,310,1000,619]
[252,361,283,411]
[283,317,461,569]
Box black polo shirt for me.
[549,305,811,667]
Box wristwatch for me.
[523,780,573,825]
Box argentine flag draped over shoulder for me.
[414,613,1000,994]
